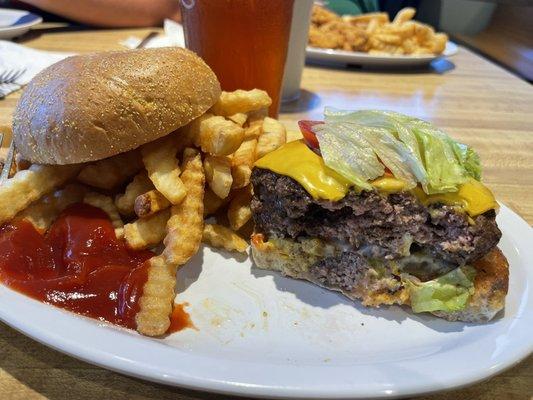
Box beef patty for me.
[251,169,501,265]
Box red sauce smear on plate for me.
[168,302,195,333]
[0,203,154,329]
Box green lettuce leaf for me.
[324,109,428,185]
[314,124,375,190]
[316,108,482,194]
[409,121,468,194]
[315,114,419,190]
[404,266,477,313]
[452,143,482,181]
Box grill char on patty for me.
[251,169,501,266]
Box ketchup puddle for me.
[0,203,192,333]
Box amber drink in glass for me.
[180,0,294,117]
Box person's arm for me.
[20,0,181,27]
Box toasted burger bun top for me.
[13,47,221,165]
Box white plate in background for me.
[306,41,458,67]
[0,9,42,40]
[0,204,531,399]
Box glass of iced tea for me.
[180,0,295,117]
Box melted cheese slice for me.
[254,140,497,216]
[254,140,351,200]
[412,179,498,217]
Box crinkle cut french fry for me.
[194,115,244,156]
[134,189,171,218]
[141,135,186,205]
[243,122,263,139]
[84,192,124,239]
[180,113,212,145]
[162,149,205,265]
[115,172,154,216]
[231,165,252,189]
[15,184,87,232]
[232,138,257,167]
[124,209,171,250]
[247,107,268,124]
[211,89,272,116]
[227,185,253,231]
[184,114,245,156]
[231,137,256,189]
[202,224,248,253]
[227,113,247,126]
[203,187,228,216]
[77,150,142,190]
[135,255,176,336]
[204,155,232,199]
[244,108,267,140]
[135,150,205,336]
[393,7,415,24]
[256,117,287,159]
[0,164,81,224]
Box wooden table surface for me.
[453,4,533,82]
[0,25,532,400]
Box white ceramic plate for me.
[0,204,532,399]
[0,9,42,40]
[306,41,458,67]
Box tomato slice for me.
[298,120,323,149]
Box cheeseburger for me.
[251,109,508,322]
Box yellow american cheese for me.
[254,140,351,201]
[412,179,498,217]
[254,140,497,216]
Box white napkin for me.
[120,19,185,49]
[0,41,72,96]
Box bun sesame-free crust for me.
[13,47,221,165]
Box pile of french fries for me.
[309,6,448,55]
[0,89,287,337]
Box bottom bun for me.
[251,234,508,323]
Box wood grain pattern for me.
[0,25,532,400]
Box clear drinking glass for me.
[180,0,295,117]
[281,0,313,103]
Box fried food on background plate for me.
[308,5,448,55]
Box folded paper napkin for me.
[0,40,72,97]
[120,19,185,49]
